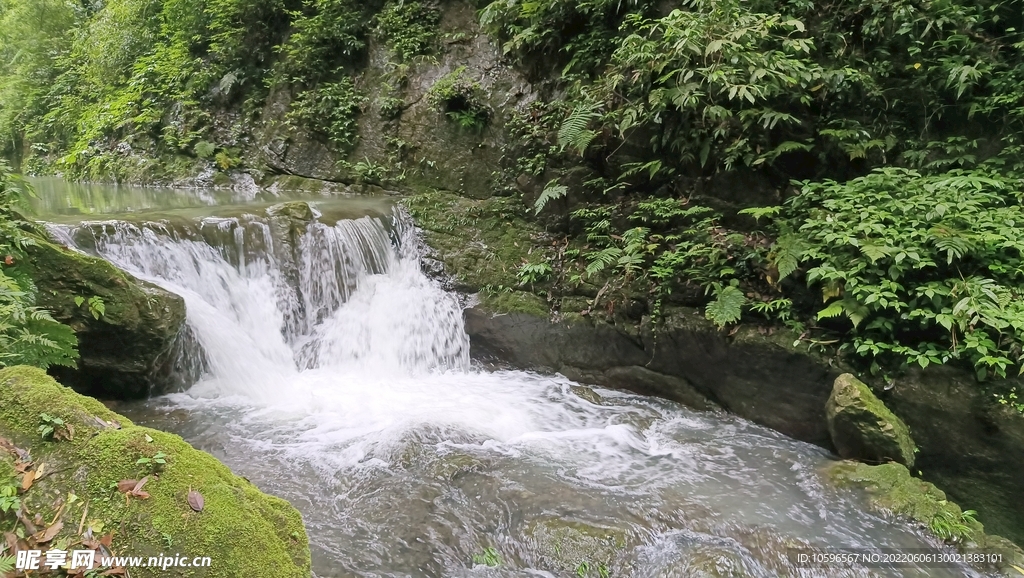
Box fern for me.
[586,247,621,277]
[737,205,781,223]
[534,183,569,214]
[770,234,805,282]
[705,285,746,327]
[0,554,15,573]
[558,104,600,155]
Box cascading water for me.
[51,202,993,578]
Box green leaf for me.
[705,286,746,327]
[534,183,569,214]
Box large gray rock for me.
[826,373,916,467]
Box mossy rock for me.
[20,236,187,399]
[266,201,317,222]
[0,366,311,577]
[827,460,1024,575]
[523,518,630,577]
[826,374,916,467]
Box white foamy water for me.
[54,206,990,577]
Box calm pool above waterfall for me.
[31,179,994,577]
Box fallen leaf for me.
[117,479,138,493]
[99,533,114,548]
[21,472,33,491]
[34,463,45,478]
[127,476,151,500]
[100,568,127,576]
[132,476,149,494]
[33,520,63,544]
[187,489,204,512]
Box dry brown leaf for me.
[99,533,114,548]
[34,462,45,479]
[187,489,204,512]
[33,520,63,544]
[116,479,138,493]
[21,472,33,491]
[131,476,149,494]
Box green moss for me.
[826,374,916,467]
[525,518,627,577]
[0,366,311,577]
[828,461,956,524]
[826,461,1024,570]
[480,290,549,317]
[404,190,555,315]
[0,452,15,482]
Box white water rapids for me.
[52,205,991,577]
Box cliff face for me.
[253,1,535,196]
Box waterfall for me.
[51,202,989,578]
[55,208,470,401]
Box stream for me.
[30,179,993,577]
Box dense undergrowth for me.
[1,0,1023,382]
[485,0,1024,383]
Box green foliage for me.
[779,168,1024,378]
[137,451,169,475]
[0,476,20,513]
[0,553,15,574]
[517,262,553,286]
[427,67,489,129]
[349,157,388,184]
[375,0,441,62]
[194,141,218,159]
[0,165,78,369]
[489,0,1024,181]
[38,412,66,440]
[288,77,364,151]
[995,388,1024,415]
[705,284,746,328]
[929,509,978,544]
[276,0,367,84]
[534,183,568,214]
[472,547,502,567]
[567,198,764,319]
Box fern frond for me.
[534,183,569,214]
[558,104,600,155]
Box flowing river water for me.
[29,179,995,577]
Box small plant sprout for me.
[38,413,73,441]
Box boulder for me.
[826,374,916,467]
[0,366,311,577]
[22,237,187,399]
